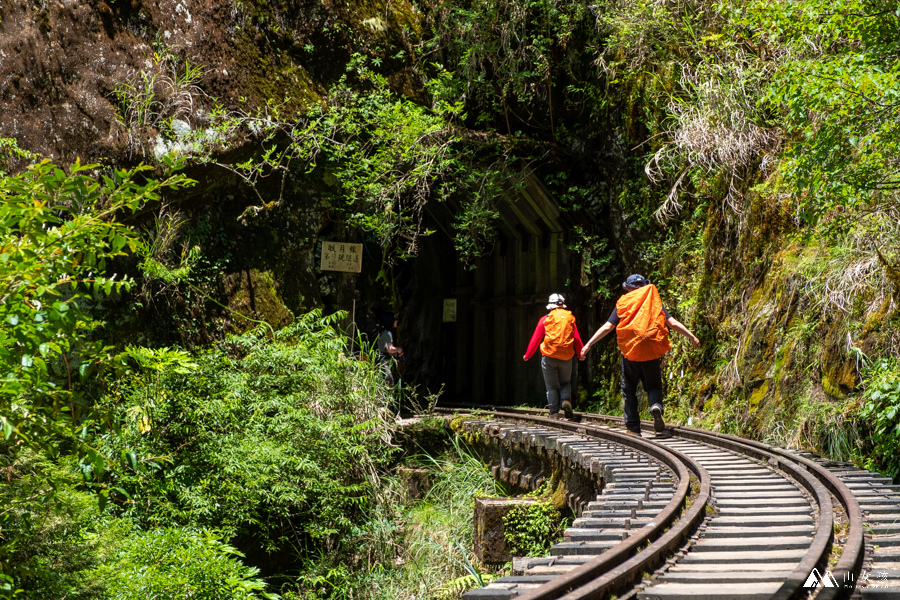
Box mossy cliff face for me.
[655,188,894,450]
[0,0,426,346]
[0,0,423,165]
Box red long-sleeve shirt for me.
[523,314,584,360]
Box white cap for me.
[546,293,566,310]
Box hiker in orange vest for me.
[523,294,585,420]
[580,275,699,436]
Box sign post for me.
[320,241,363,352]
[442,298,457,322]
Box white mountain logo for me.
[804,568,840,588]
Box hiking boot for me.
[650,404,666,435]
[625,429,642,437]
[549,411,564,420]
[561,400,573,420]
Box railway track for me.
[435,406,899,600]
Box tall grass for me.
[365,437,505,600]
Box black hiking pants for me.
[621,356,663,433]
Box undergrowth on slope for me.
[367,436,505,600]
[95,310,398,578]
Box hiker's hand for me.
[580,345,589,359]
[690,335,700,348]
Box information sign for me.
[320,241,362,273]
[443,298,457,322]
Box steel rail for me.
[667,426,864,600]
[439,404,864,599]
[575,412,864,600]
[438,407,711,600]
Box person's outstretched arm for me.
[580,322,615,358]
[666,317,700,347]
[523,317,546,360]
[573,325,585,361]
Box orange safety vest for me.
[615,284,671,361]
[540,308,576,360]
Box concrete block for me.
[396,467,433,501]
[474,497,540,564]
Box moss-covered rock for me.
[223,268,294,333]
[821,321,858,397]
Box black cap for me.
[623,274,649,290]
[380,312,396,330]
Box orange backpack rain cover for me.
[540,308,576,360]
[615,284,671,361]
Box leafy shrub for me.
[860,358,900,479]
[503,500,564,557]
[0,451,112,600]
[1,309,399,600]
[95,310,397,570]
[0,156,191,594]
[93,528,276,600]
[0,158,189,454]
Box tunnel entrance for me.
[401,173,588,408]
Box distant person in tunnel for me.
[523,294,585,420]
[377,312,403,386]
[580,274,700,437]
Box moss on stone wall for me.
[657,192,896,463]
[224,268,294,333]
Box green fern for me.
[430,573,497,600]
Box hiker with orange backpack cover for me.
[523,294,586,420]
[580,274,700,437]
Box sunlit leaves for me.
[742,0,900,223]
[0,157,191,460]
[94,310,397,562]
[302,56,457,256]
[860,358,900,478]
[92,528,278,600]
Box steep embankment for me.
[0,0,422,163]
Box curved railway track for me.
[434,405,898,600]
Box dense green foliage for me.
[2,309,400,598]
[96,311,395,558]
[0,157,188,453]
[756,0,900,222]
[0,156,192,597]
[95,528,276,600]
[3,0,900,597]
[860,359,900,478]
[0,454,104,599]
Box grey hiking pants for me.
[541,355,573,413]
